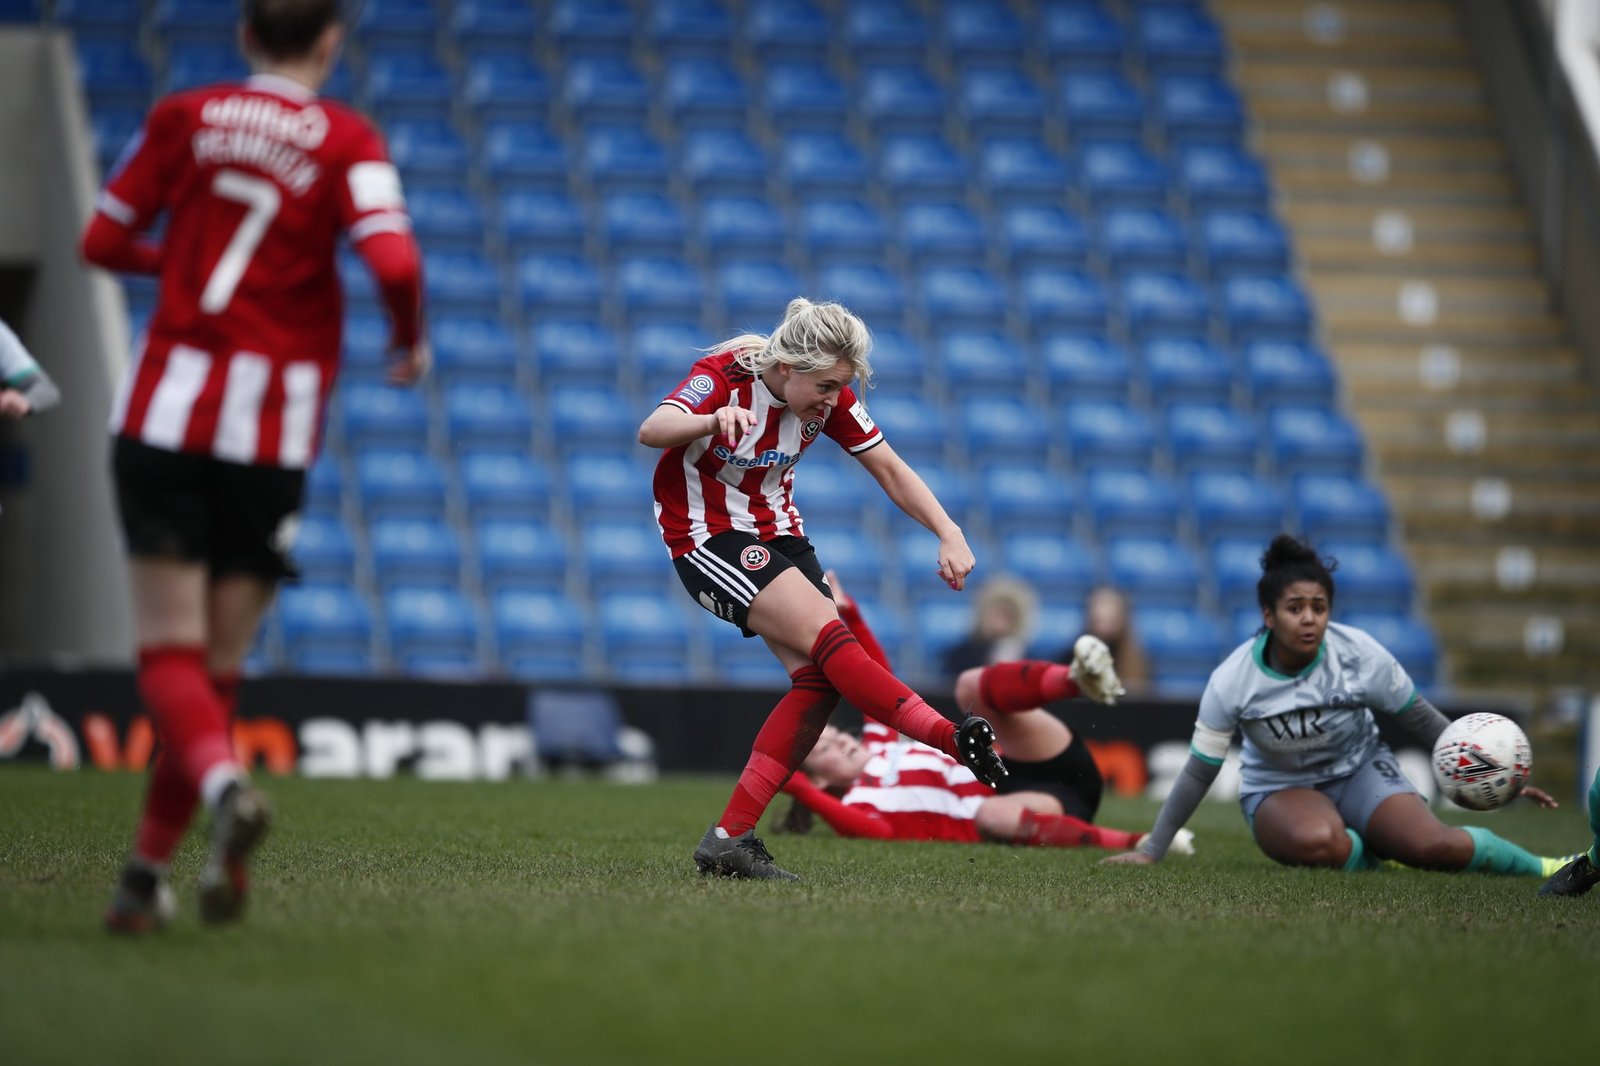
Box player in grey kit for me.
[1106,534,1569,877]
[0,319,60,419]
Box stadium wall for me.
[0,28,133,666]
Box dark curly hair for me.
[1257,533,1337,610]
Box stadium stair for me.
[1215,0,1600,706]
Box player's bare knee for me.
[1281,821,1346,866]
[973,801,1019,842]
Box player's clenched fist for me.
[708,404,756,443]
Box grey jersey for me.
[1197,622,1417,792]
[0,318,59,412]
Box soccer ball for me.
[1431,713,1532,811]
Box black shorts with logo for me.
[112,436,305,581]
[673,531,832,637]
[996,738,1105,822]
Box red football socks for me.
[811,620,957,757]
[136,646,238,793]
[978,661,1079,714]
[717,665,840,836]
[131,667,242,865]
[1017,808,1141,850]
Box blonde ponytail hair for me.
[708,298,875,388]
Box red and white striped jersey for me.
[98,74,411,468]
[652,350,883,557]
[840,721,995,843]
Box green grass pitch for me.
[2,767,1594,1066]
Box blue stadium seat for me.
[354,0,436,45]
[1018,269,1108,333]
[481,121,568,190]
[900,460,971,528]
[941,331,1021,394]
[341,311,390,382]
[779,130,869,196]
[745,0,830,62]
[697,197,785,259]
[805,529,890,599]
[368,516,463,589]
[303,454,345,516]
[763,61,850,131]
[1073,141,1170,210]
[338,382,430,452]
[815,263,907,322]
[459,452,556,521]
[796,199,888,265]
[1039,334,1132,402]
[56,0,139,36]
[1321,543,1414,613]
[648,0,735,59]
[279,583,374,659]
[595,591,694,682]
[548,385,647,449]
[899,202,988,267]
[1221,275,1315,344]
[161,43,249,93]
[515,253,604,316]
[997,205,1090,271]
[1098,209,1189,276]
[1187,471,1288,544]
[859,66,947,135]
[630,321,713,398]
[1176,144,1271,214]
[862,393,944,463]
[548,0,633,55]
[614,257,706,323]
[961,395,1053,461]
[460,52,550,122]
[983,466,1078,532]
[1142,339,1234,407]
[408,188,487,252]
[90,106,143,175]
[678,128,770,197]
[919,267,1008,330]
[843,0,930,64]
[443,383,534,452]
[287,649,378,678]
[1119,273,1212,342]
[354,449,449,518]
[597,192,688,258]
[1136,6,1227,76]
[1242,340,1338,409]
[478,521,570,593]
[153,0,235,43]
[531,318,619,389]
[1293,474,1391,545]
[1087,470,1183,538]
[1107,538,1205,607]
[423,252,503,313]
[1164,403,1260,475]
[861,327,927,395]
[493,589,587,674]
[998,532,1097,600]
[1341,612,1438,687]
[1199,211,1292,278]
[661,56,746,130]
[913,597,978,677]
[432,315,520,385]
[979,139,1072,207]
[451,1,541,53]
[338,252,381,314]
[1060,400,1157,469]
[1059,72,1145,143]
[364,51,453,121]
[718,260,804,326]
[1266,405,1365,478]
[893,529,994,597]
[1138,605,1225,692]
[74,39,150,104]
[1026,602,1089,661]
[385,586,480,663]
[291,514,357,583]
[792,452,881,525]
[1037,2,1124,73]
[942,0,1027,69]
[498,190,585,255]
[386,120,470,184]
[581,126,671,193]
[1210,538,1268,613]
[958,69,1045,134]
[565,453,651,522]
[879,133,969,201]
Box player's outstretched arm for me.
[1102,722,1228,866]
[854,442,974,590]
[781,773,896,840]
[638,403,754,449]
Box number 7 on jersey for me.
[200,169,281,314]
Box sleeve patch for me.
[674,373,717,406]
[348,161,405,212]
[849,400,875,433]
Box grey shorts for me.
[1240,744,1420,837]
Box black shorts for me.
[998,738,1105,822]
[112,436,305,581]
[673,531,832,637]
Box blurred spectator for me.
[0,318,60,419]
[939,576,1038,677]
[1069,585,1149,695]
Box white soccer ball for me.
[1431,712,1532,811]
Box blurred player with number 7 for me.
[80,0,425,933]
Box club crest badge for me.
[740,545,771,571]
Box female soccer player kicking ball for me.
[1105,534,1567,877]
[638,298,1006,881]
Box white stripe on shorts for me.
[692,544,761,598]
[686,548,758,605]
